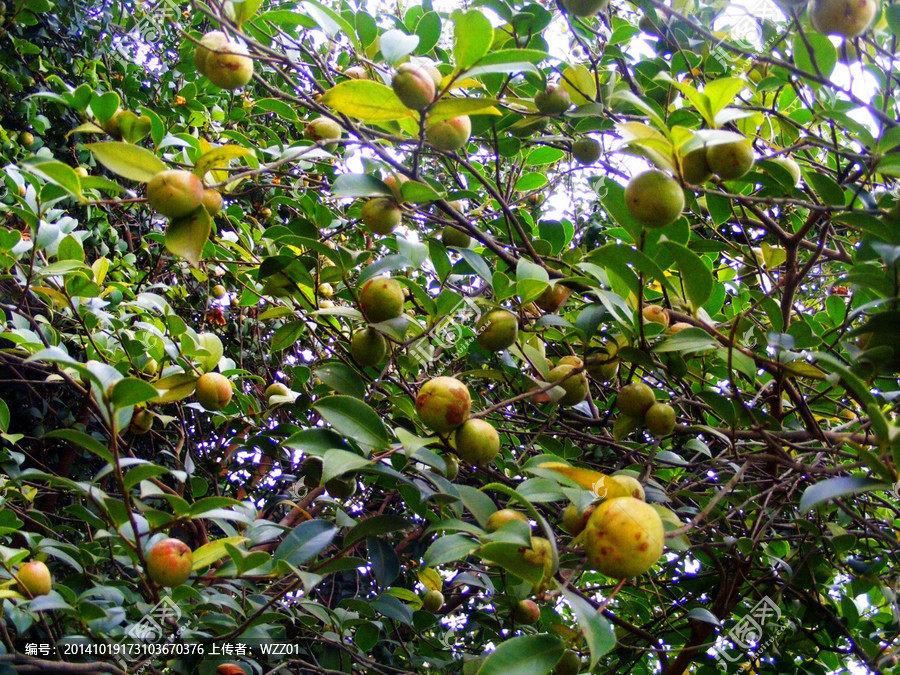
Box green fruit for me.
[624,170,684,228]
[441,226,471,248]
[19,131,34,148]
[211,284,227,298]
[441,454,459,480]
[358,277,404,323]
[416,376,472,434]
[195,372,232,411]
[141,358,159,377]
[146,170,204,219]
[534,84,571,115]
[324,475,357,499]
[423,64,443,89]
[706,139,755,180]
[305,117,342,147]
[425,115,471,151]
[561,0,610,17]
[391,62,436,110]
[422,589,444,612]
[205,40,254,89]
[513,599,541,625]
[810,0,878,36]
[554,649,582,675]
[202,189,224,216]
[130,408,153,434]
[645,402,676,437]
[572,137,601,165]
[768,156,801,186]
[584,497,664,578]
[318,283,333,298]
[523,536,555,588]
[610,474,645,501]
[617,382,656,418]
[350,328,388,367]
[476,309,518,352]
[194,30,228,75]
[486,508,528,532]
[300,456,323,487]
[547,364,589,406]
[265,382,290,402]
[562,503,595,536]
[557,356,583,368]
[361,197,401,235]
[454,419,500,466]
[680,146,713,185]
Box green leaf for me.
[192,536,248,570]
[423,533,479,567]
[704,77,748,117]
[0,399,8,433]
[321,81,413,123]
[274,519,338,565]
[516,258,550,303]
[344,515,412,548]
[557,584,617,670]
[368,536,400,587]
[110,378,159,409]
[400,180,442,203]
[315,362,368,398]
[231,0,263,27]
[477,542,545,587]
[331,173,393,198]
[456,248,493,285]
[654,328,719,354]
[165,207,211,267]
[792,32,836,85]
[301,0,360,49]
[379,28,419,64]
[90,91,120,125]
[321,448,372,484]
[313,395,390,448]
[799,477,888,513]
[661,241,713,311]
[804,170,845,206]
[559,63,596,105]
[476,634,565,675]
[21,157,83,202]
[43,429,113,464]
[452,9,493,70]
[85,142,166,182]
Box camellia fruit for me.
[349,328,388,367]
[441,226,471,248]
[358,277,404,323]
[810,0,878,37]
[584,496,664,578]
[384,174,408,201]
[611,474,645,501]
[202,189,223,216]
[642,304,670,328]
[769,156,802,186]
[454,418,500,466]
[625,170,684,229]
[617,382,656,418]
[442,454,459,480]
[554,650,582,675]
[343,65,369,79]
[425,115,471,152]
[561,0,610,17]
[547,364,589,406]
[422,589,445,612]
[265,382,289,403]
[668,321,693,334]
[130,408,154,435]
[513,598,541,625]
[305,117,342,148]
[486,508,528,532]
[534,84,571,115]
[706,138,755,180]
[535,284,571,313]
[557,355,583,369]
[645,402,676,437]
[523,536,555,588]
[476,309,518,352]
[205,40,254,90]
[195,372,232,411]
[146,538,193,587]
[194,30,229,75]
[562,503,596,536]
[391,62,436,110]
[325,475,357,499]
[361,197,402,235]
[416,376,471,434]
[211,284,227,299]
[680,146,713,185]
[572,137,601,165]
[146,169,204,219]
[17,561,52,597]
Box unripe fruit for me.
[768,156,801,186]
[324,475,357,499]
[265,382,290,403]
[810,0,878,37]
[557,355,583,368]
[131,408,154,434]
[454,419,500,466]
[259,207,272,218]
[18,561,52,597]
[562,503,596,536]
[645,402,676,437]
[625,170,684,229]
[486,508,528,532]
[202,189,224,216]
[146,170,204,219]
[642,304,670,328]
[141,358,159,377]
[611,474,645,500]
[706,139,754,180]
[680,146,713,185]
[547,364,589,406]
[535,285,571,313]
[205,40,254,90]
[534,84,571,115]
[561,0,610,16]
[554,650,582,675]
[523,536,555,586]
[146,538,193,587]
[584,497,664,578]
[422,589,444,612]
[572,137,601,165]
[358,277,404,323]
[514,599,541,624]
[391,63,436,110]
[305,117,342,147]
[74,166,89,178]
[300,455,323,487]
[617,382,656,418]
[318,283,333,298]
[668,321,693,334]
[415,376,471,434]
[441,226,471,248]
[442,454,459,480]
[423,64,443,89]
[212,284,227,299]
[19,131,34,148]
[425,115,472,151]
[384,173,408,201]
[476,309,518,352]
[343,65,369,79]
[350,328,388,367]
[361,197,401,235]
[195,372,232,411]
[194,30,229,75]
[509,116,548,138]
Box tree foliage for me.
[1,0,899,672]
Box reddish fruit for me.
[535,285,571,312]
[562,503,595,536]
[202,189,223,216]
[358,277,404,323]
[415,376,471,434]
[343,66,369,79]
[642,304,670,328]
[305,117,342,148]
[146,170,204,219]
[617,382,656,418]
[146,538,193,587]
[205,40,253,89]
[611,474,646,501]
[476,309,518,352]
[195,372,232,411]
[361,197,401,235]
[391,63,436,110]
[17,561,52,597]
[584,497,664,578]
[454,419,500,466]
[624,170,684,229]
[194,30,228,75]
[513,599,541,624]
[425,115,472,152]
[534,84,571,115]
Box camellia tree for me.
[1,0,899,671]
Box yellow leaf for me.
[154,373,199,403]
[416,567,442,592]
[536,462,629,500]
[193,145,253,183]
[321,80,414,123]
[559,64,597,105]
[191,536,247,571]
